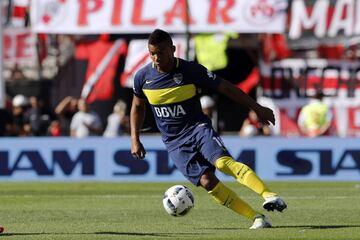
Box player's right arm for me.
[130,95,146,159]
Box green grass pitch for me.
[0,182,359,239]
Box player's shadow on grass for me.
[273,225,360,229]
[203,225,360,230]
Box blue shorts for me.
[168,123,230,186]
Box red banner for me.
[289,0,360,40]
[76,39,127,103]
[3,28,37,65]
[30,0,287,34]
[259,59,360,137]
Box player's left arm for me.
[217,79,275,125]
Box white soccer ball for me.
[162,185,194,216]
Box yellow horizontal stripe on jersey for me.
[143,84,196,105]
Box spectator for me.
[55,96,78,136]
[103,100,130,137]
[23,96,54,136]
[297,91,332,137]
[47,120,61,137]
[70,99,102,138]
[10,64,26,81]
[10,94,29,136]
[240,110,272,137]
[0,108,12,136]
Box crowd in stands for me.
[0,95,130,138]
[0,0,339,138]
[0,91,334,138]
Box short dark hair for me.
[148,29,173,45]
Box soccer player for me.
[130,29,287,229]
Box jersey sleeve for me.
[193,63,222,91]
[133,70,146,99]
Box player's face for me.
[148,41,175,72]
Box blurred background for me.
[0,0,359,182]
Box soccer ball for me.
[162,185,194,216]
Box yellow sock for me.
[208,182,257,219]
[215,156,277,199]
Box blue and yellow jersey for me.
[133,58,221,149]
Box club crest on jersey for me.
[173,73,183,84]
